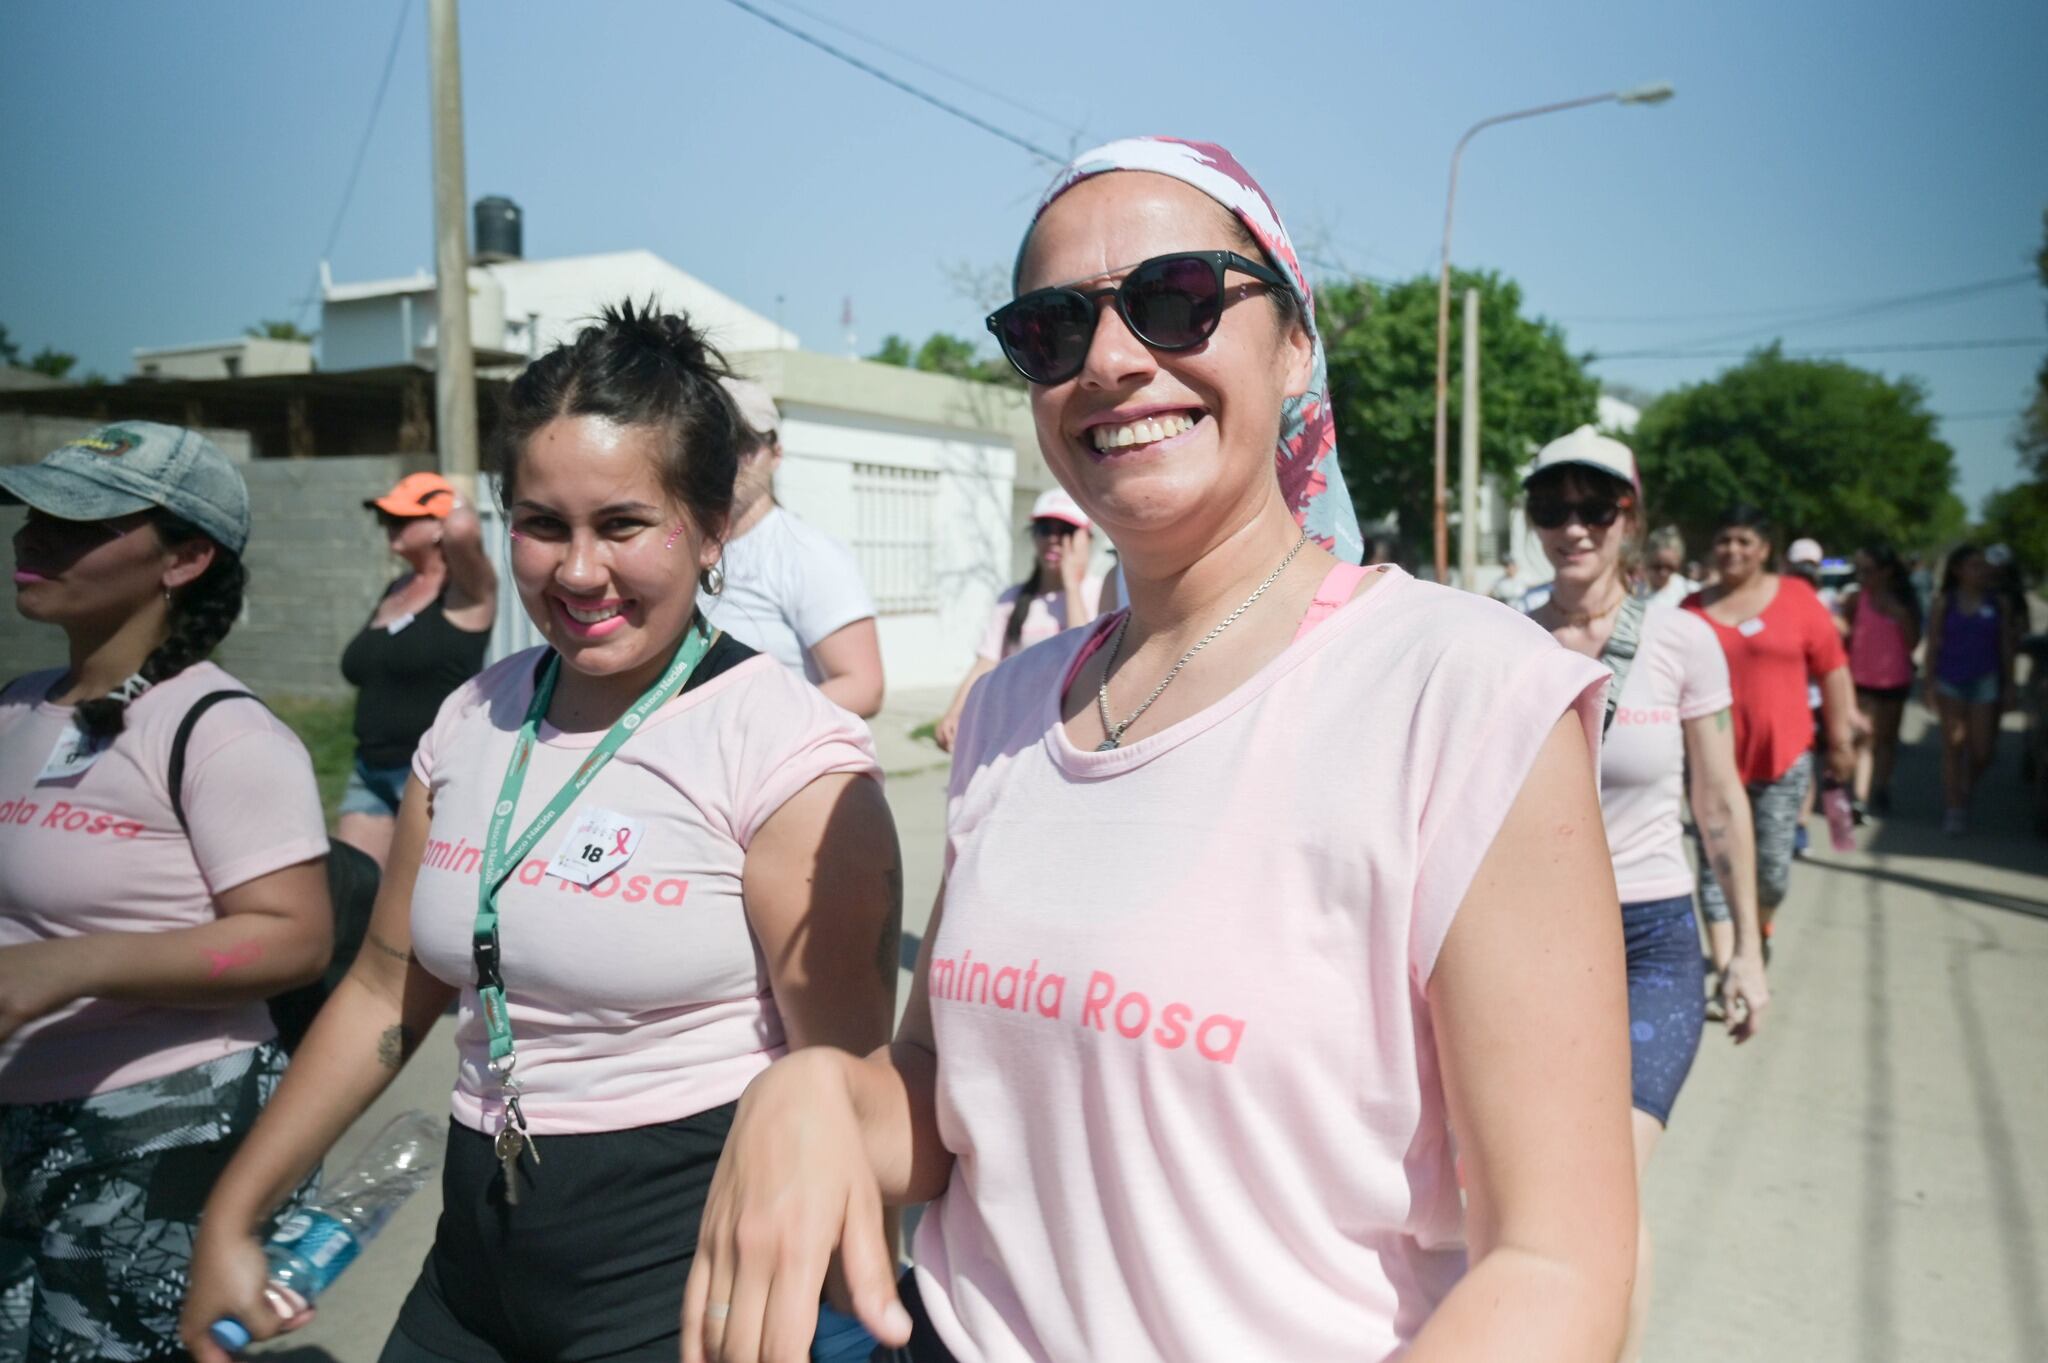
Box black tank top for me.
[340,588,492,768]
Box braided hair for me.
[73,510,247,743]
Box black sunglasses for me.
[986,250,1288,386]
[1527,495,1631,530]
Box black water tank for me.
[474,196,522,262]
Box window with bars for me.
[851,463,940,615]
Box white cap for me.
[1524,425,1639,492]
[1787,537,1824,565]
[718,376,780,440]
[1030,487,1090,529]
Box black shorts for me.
[1857,682,1912,704]
[384,1105,735,1363]
[872,1271,959,1363]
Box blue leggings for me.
[1623,894,1707,1126]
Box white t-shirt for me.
[916,565,1608,1363]
[975,577,1104,662]
[700,508,876,683]
[1640,574,1703,610]
[1598,604,1731,901]
[407,644,880,1135]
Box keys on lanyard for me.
[491,1079,540,1206]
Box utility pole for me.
[428,0,478,486]
[1457,287,1481,588]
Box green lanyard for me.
[472,620,717,1122]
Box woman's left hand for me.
[0,939,88,1045]
[1059,526,1092,594]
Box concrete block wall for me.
[2,453,424,702]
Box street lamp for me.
[1432,82,1674,586]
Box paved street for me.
[252,692,2047,1362]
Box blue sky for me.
[3,0,2043,514]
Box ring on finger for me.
[706,1301,732,1321]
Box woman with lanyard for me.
[1521,426,1766,1363]
[684,138,1636,1363]
[934,488,1100,753]
[1841,543,1921,815]
[1683,506,1855,971]
[182,306,900,1363]
[0,423,332,1360]
[338,472,496,868]
[1924,543,2018,835]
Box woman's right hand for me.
[683,1049,911,1363]
[934,708,961,753]
[180,1224,314,1362]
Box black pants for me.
[383,1105,735,1363]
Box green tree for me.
[1319,268,1599,560]
[0,324,19,367]
[247,319,315,342]
[1631,345,1964,555]
[867,331,1020,388]
[27,347,75,380]
[2020,208,2048,483]
[1978,482,2048,579]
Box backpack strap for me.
[1600,595,1649,739]
[169,690,266,832]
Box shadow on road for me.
[1816,857,2048,920]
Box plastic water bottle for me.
[1822,784,1857,852]
[209,1110,444,1354]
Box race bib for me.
[546,807,644,887]
[1736,618,1766,637]
[38,725,106,784]
[385,612,417,635]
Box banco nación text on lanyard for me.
[474,620,717,1202]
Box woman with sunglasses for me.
[0,424,332,1360]
[181,306,899,1363]
[934,489,1099,753]
[685,138,1634,1363]
[1683,506,1854,971]
[1521,427,1765,1363]
[338,473,497,868]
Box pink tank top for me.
[1849,591,1914,689]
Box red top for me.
[1683,576,1847,785]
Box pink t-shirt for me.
[914,567,1608,1363]
[407,646,880,1136]
[1597,605,1731,902]
[0,664,328,1103]
[975,577,1104,662]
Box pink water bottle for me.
[1822,786,1856,852]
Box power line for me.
[1596,273,2035,356]
[720,0,1063,166]
[749,0,1083,145]
[1594,335,2045,361]
[1561,272,2036,326]
[293,0,415,324]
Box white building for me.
[328,245,1052,691]
[132,336,312,381]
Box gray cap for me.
[0,421,250,555]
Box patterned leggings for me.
[0,1042,300,1363]
[1698,750,1811,923]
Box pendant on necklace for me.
[1095,737,1120,752]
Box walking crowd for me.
[0,134,2034,1363]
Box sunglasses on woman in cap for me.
[1526,493,1633,531]
[987,250,1288,386]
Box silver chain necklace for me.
[1093,529,1308,751]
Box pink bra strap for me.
[1061,611,1126,694]
[1293,562,1374,643]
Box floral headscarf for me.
[1018,136,1363,564]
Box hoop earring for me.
[702,562,725,596]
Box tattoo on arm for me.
[376,1023,420,1071]
[368,931,413,965]
[875,863,905,991]
[204,943,264,978]
[1714,708,1731,731]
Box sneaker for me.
[1943,808,1967,836]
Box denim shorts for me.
[339,755,412,818]
[1936,673,2000,706]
